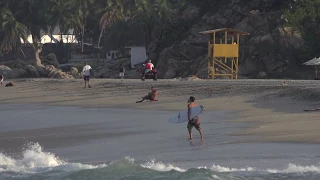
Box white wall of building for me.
[106,50,120,60]
[21,35,78,44]
[128,46,147,68]
[20,26,78,44]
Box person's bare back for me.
[187,96,203,140]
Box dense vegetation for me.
[1,0,320,67]
[284,0,320,59]
[0,0,186,65]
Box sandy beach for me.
[0,78,319,144]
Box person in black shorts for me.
[0,74,4,86]
[187,96,203,140]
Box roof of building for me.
[303,58,320,65]
[199,28,250,35]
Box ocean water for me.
[0,104,319,180]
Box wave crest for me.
[0,143,106,173]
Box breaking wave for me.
[0,143,319,180]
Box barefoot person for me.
[0,74,3,86]
[187,96,203,140]
[119,63,125,80]
[136,87,158,103]
[82,62,92,88]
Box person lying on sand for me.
[136,87,158,103]
[0,74,3,86]
[5,82,14,87]
[187,96,203,141]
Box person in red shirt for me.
[145,60,154,73]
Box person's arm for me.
[82,66,85,74]
[188,104,191,121]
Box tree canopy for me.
[1,0,319,65]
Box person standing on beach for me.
[82,62,92,88]
[119,63,125,80]
[0,74,4,86]
[187,96,203,141]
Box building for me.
[125,46,148,68]
[106,50,121,60]
[20,26,78,44]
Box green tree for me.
[133,0,172,47]
[284,0,320,58]
[0,8,28,53]
[14,0,50,66]
[49,0,78,42]
[97,0,124,49]
[75,0,95,53]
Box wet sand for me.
[0,78,320,143]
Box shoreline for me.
[1,78,320,144]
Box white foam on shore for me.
[0,143,319,175]
[141,159,186,172]
[0,143,106,173]
[203,163,320,174]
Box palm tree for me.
[97,0,124,49]
[133,0,172,47]
[14,0,50,66]
[49,0,76,42]
[74,0,95,53]
[0,8,28,54]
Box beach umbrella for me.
[303,57,320,77]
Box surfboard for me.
[168,105,205,123]
[304,108,320,112]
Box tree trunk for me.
[81,24,84,54]
[31,35,42,67]
[97,24,106,49]
[144,24,152,53]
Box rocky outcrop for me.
[38,65,74,79]
[94,58,139,78]
[0,60,74,79]
[69,67,78,76]
[42,53,59,67]
[150,1,305,79]
[0,65,27,78]
[25,65,40,78]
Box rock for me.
[272,27,304,48]
[257,71,267,78]
[11,68,27,78]
[181,75,201,81]
[0,65,27,78]
[0,65,12,76]
[25,65,40,78]
[196,68,208,79]
[58,63,73,71]
[54,70,73,79]
[37,65,47,77]
[70,67,78,76]
[42,53,59,67]
[182,6,200,21]
[8,59,27,69]
[95,58,131,78]
[207,14,229,27]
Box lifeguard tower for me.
[199,28,249,79]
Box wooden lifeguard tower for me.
[199,28,249,79]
